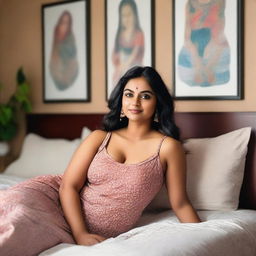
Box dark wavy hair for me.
[102,66,180,140]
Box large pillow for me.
[81,126,91,140]
[4,133,81,178]
[146,127,251,211]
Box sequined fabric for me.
[0,132,165,255]
[80,132,165,238]
[0,175,74,256]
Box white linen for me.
[40,210,256,256]
[0,174,26,190]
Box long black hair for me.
[102,66,180,141]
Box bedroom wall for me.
[0,0,256,113]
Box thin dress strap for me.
[98,132,112,152]
[157,136,167,155]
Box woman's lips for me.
[128,109,142,114]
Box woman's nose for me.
[131,95,140,106]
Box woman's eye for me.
[124,92,133,97]
[141,94,151,99]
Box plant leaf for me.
[17,67,26,84]
[0,121,17,141]
[0,105,14,125]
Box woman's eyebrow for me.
[124,88,133,92]
[140,90,154,95]
[123,88,154,94]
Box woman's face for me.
[121,4,135,30]
[58,13,71,39]
[122,77,157,123]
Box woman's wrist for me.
[73,229,90,241]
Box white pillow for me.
[4,133,81,178]
[81,126,91,140]
[146,127,251,211]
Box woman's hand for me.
[75,232,107,246]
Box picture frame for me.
[173,0,243,100]
[42,0,90,103]
[105,0,155,99]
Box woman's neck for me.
[124,121,153,140]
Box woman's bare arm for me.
[59,130,107,245]
[161,138,201,223]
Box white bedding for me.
[0,173,26,190]
[1,174,256,256]
[39,209,256,256]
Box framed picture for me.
[42,0,90,102]
[105,0,155,99]
[173,0,243,100]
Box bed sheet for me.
[39,210,256,256]
[1,174,256,256]
[0,173,26,190]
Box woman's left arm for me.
[162,138,201,223]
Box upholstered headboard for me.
[27,112,256,210]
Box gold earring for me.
[120,110,125,121]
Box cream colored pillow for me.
[81,126,91,140]
[5,127,92,179]
[4,133,81,178]
[146,127,251,211]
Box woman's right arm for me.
[59,130,107,246]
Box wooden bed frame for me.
[27,112,256,210]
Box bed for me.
[0,112,256,256]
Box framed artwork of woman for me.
[173,0,243,100]
[106,0,154,99]
[42,0,90,102]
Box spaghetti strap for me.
[98,132,112,152]
[157,136,167,155]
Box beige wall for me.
[1,0,256,113]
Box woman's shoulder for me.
[90,129,108,137]
[161,135,184,156]
[81,129,108,146]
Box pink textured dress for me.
[0,132,166,255]
[81,132,166,237]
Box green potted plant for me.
[0,68,32,156]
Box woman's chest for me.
[86,151,163,187]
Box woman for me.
[0,66,200,255]
[49,10,79,91]
[112,0,145,88]
[178,0,230,87]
